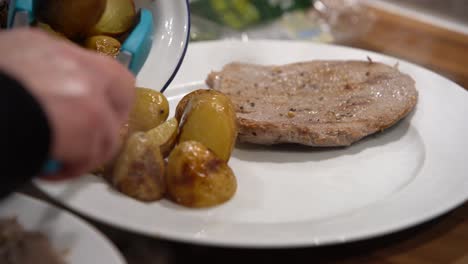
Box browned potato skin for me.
[128,87,169,132]
[111,132,166,201]
[177,89,238,161]
[167,141,237,208]
[84,35,121,58]
[37,0,106,39]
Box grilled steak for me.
[206,60,418,146]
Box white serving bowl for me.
[134,0,190,91]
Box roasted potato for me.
[177,89,237,161]
[84,35,121,57]
[37,0,106,39]
[146,118,178,157]
[36,22,68,39]
[167,141,237,208]
[128,87,169,132]
[174,89,211,122]
[111,132,166,201]
[89,0,136,36]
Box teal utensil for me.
[8,0,35,28]
[118,9,154,75]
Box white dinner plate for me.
[36,40,468,248]
[0,193,125,263]
[135,0,190,91]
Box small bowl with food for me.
[8,0,190,90]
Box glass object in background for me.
[190,0,313,30]
[314,0,375,42]
[189,0,333,42]
[189,0,374,43]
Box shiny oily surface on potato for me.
[84,35,121,58]
[37,0,107,39]
[177,89,238,161]
[128,87,169,132]
[112,132,166,202]
[89,0,136,36]
[167,141,237,208]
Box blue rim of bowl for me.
[159,0,191,93]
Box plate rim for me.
[173,39,468,91]
[36,40,468,248]
[0,193,127,263]
[158,0,191,93]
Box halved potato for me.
[167,141,237,208]
[89,0,136,36]
[174,89,211,122]
[177,89,237,161]
[37,0,106,39]
[128,87,169,132]
[146,118,178,157]
[84,35,121,57]
[111,132,166,201]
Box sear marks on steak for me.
[206,60,418,147]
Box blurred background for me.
[186,0,468,88]
[188,0,468,42]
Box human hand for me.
[0,28,135,179]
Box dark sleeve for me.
[1,71,52,199]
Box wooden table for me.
[21,5,468,264]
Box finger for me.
[102,60,136,122]
[38,162,86,181]
[48,101,104,179]
[43,127,104,181]
[80,50,136,122]
[107,67,136,123]
[54,39,135,114]
[90,95,121,168]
